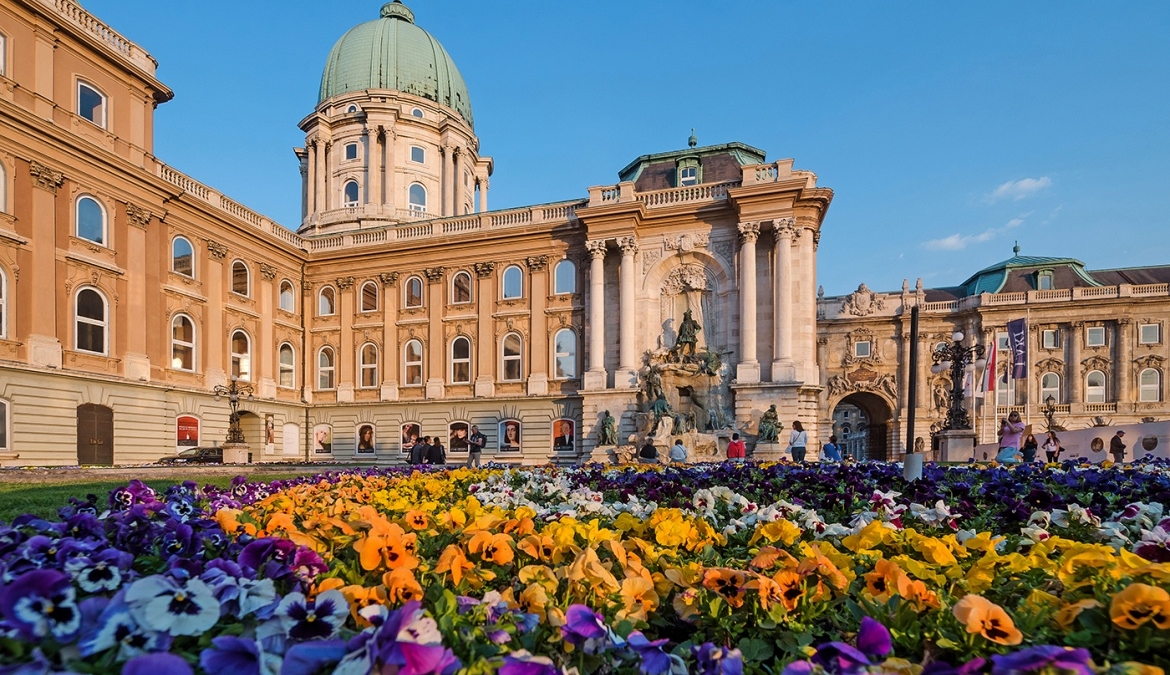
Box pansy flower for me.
[199,635,282,675]
[0,569,82,641]
[561,604,610,654]
[79,591,171,659]
[989,646,1093,675]
[692,643,744,675]
[627,631,672,675]
[123,574,220,636]
[1109,583,1170,630]
[276,589,348,640]
[953,594,1023,645]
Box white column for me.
[452,147,461,215]
[616,236,639,388]
[583,239,608,390]
[441,145,453,217]
[772,218,796,382]
[736,221,761,383]
[385,128,395,210]
[308,140,320,215]
[363,130,373,206]
[478,178,489,213]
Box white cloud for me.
[986,176,1052,203]
[921,217,1025,251]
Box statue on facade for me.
[707,407,719,433]
[642,366,664,402]
[599,411,618,446]
[696,348,725,376]
[671,309,702,362]
[651,394,672,433]
[758,405,780,443]
[673,411,689,434]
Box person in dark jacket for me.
[427,437,446,465]
[410,436,428,465]
[638,441,658,464]
[1109,430,1126,464]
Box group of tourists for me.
[404,435,447,466]
[995,410,1066,463]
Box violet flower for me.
[121,652,193,675]
[990,646,1093,675]
[627,631,672,675]
[275,590,347,640]
[0,569,82,641]
[199,635,281,675]
[499,650,559,675]
[123,574,220,637]
[560,604,609,653]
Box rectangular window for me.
[344,143,358,160]
[679,166,698,186]
[1086,326,1106,347]
[410,146,425,163]
[997,332,1009,351]
[78,83,106,128]
[854,341,871,358]
[1042,329,1058,349]
[1140,323,1160,344]
[1037,273,1054,290]
[0,35,6,78]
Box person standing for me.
[466,424,486,468]
[669,438,688,464]
[1042,431,1062,463]
[821,435,842,462]
[1021,433,1038,463]
[427,436,446,465]
[1109,430,1127,464]
[786,421,808,462]
[726,433,746,463]
[996,411,1025,463]
[410,436,428,466]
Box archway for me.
[830,392,894,461]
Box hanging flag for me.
[1007,318,1028,379]
[962,370,974,399]
[979,340,997,397]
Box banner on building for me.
[978,341,997,397]
[1007,318,1027,379]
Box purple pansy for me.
[990,646,1094,675]
[123,574,220,637]
[561,604,609,653]
[199,635,280,675]
[275,590,347,640]
[499,650,559,675]
[692,643,744,675]
[0,569,82,641]
[627,631,672,675]
[121,652,192,675]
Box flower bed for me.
[1,461,1168,675]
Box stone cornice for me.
[29,161,64,194]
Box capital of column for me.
[424,267,445,283]
[29,161,64,194]
[378,272,400,286]
[736,221,760,243]
[618,236,638,255]
[585,239,608,260]
[772,218,796,242]
[525,255,549,272]
[473,261,496,278]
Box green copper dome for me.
[319,2,473,128]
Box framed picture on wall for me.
[313,424,332,454]
[177,415,199,451]
[552,418,574,453]
[401,423,421,454]
[499,419,521,452]
[448,421,469,452]
[357,424,375,454]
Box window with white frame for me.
[1140,323,1161,345]
[1139,368,1161,402]
[450,336,471,384]
[75,288,107,354]
[318,286,336,316]
[0,266,6,339]
[359,343,379,388]
[1042,329,1058,350]
[1037,271,1054,290]
[502,265,523,299]
[854,341,872,358]
[1040,372,1060,403]
[171,314,195,371]
[411,108,424,119]
[172,236,195,278]
[77,82,107,128]
[360,281,378,312]
[278,343,295,388]
[344,143,358,161]
[76,196,106,245]
[1086,326,1106,347]
[408,184,427,213]
[279,281,296,313]
[0,398,8,453]
[554,329,577,379]
[554,260,575,294]
[318,346,335,390]
[679,166,698,186]
[996,332,1009,351]
[231,261,250,297]
[996,370,1013,407]
[403,339,423,385]
[343,181,359,207]
[230,330,251,381]
[346,105,359,114]
[452,271,472,304]
[410,146,425,163]
[0,33,6,78]
[404,276,423,308]
[501,333,522,382]
[1086,370,1106,403]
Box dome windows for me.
[344,143,359,161]
[411,108,424,119]
[343,180,360,207]
[408,184,427,214]
[410,146,425,164]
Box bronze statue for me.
[758,404,780,443]
[671,309,701,362]
[599,410,618,446]
[651,393,672,433]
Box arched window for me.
[343,180,359,207]
[1040,372,1060,403]
[502,265,523,299]
[408,184,427,213]
[172,236,194,277]
[554,329,577,379]
[231,260,250,296]
[404,276,423,308]
[76,195,105,245]
[279,280,296,313]
[0,266,6,339]
[344,143,358,160]
[278,343,295,388]
[230,330,251,381]
[403,339,423,386]
[75,287,107,354]
[411,108,424,119]
[318,286,336,316]
[452,271,472,304]
[554,259,575,294]
[501,333,522,382]
[359,343,379,388]
[450,336,471,384]
[171,314,195,371]
[77,81,106,128]
[346,105,359,114]
[317,346,335,390]
[1139,368,1162,402]
[1086,370,1106,403]
[360,281,378,312]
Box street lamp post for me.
[1041,394,1065,432]
[930,331,987,431]
[213,377,254,445]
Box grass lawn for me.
[0,472,308,523]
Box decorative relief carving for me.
[710,240,735,266]
[660,264,709,296]
[617,237,638,255]
[1117,317,1132,326]
[736,221,760,243]
[841,283,886,316]
[207,241,228,260]
[29,161,64,194]
[585,239,607,259]
[826,367,898,401]
[259,264,277,280]
[664,233,709,252]
[301,280,313,291]
[1035,357,1065,373]
[772,218,796,240]
[812,230,821,250]
[378,272,400,285]
[842,327,882,366]
[473,262,496,278]
[125,204,152,229]
[1081,355,1110,375]
[525,255,548,272]
[1134,354,1165,370]
[424,267,445,283]
[336,276,355,290]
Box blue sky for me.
[87,1,1170,295]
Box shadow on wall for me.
[973,420,1170,463]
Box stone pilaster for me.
[771,218,796,382]
[526,255,549,396]
[1068,321,1083,405]
[583,239,608,390]
[474,262,496,397]
[616,236,639,388]
[736,221,761,383]
[379,272,400,401]
[1117,318,1132,403]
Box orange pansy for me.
[382,567,423,605]
[702,568,747,608]
[403,510,430,531]
[1110,583,1170,630]
[953,594,1023,645]
[618,575,660,622]
[468,531,516,566]
[435,544,475,587]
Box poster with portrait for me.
[499,420,521,452]
[264,414,275,454]
[448,421,469,452]
[356,424,376,454]
[177,415,199,452]
[552,418,574,453]
[313,424,333,455]
[400,423,421,455]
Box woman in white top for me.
[787,420,808,462]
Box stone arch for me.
[642,250,735,353]
[828,390,896,461]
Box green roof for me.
[959,253,1098,296]
[319,2,473,128]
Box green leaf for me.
[738,637,775,662]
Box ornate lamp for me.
[212,376,255,444]
[929,331,987,431]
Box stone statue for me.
[599,411,618,446]
[932,380,949,411]
[707,407,718,433]
[696,349,724,376]
[650,393,672,433]
[673,412,688,434]
[758,405,780,443]
[672,309,702,361]
[643,366,664,402]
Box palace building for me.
[0,0,831,466]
